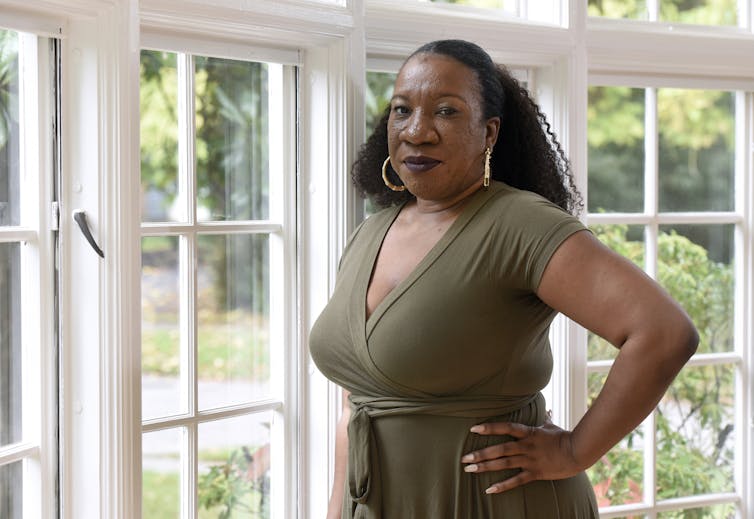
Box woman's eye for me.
[392,105,409,115]
[438,107,457,116]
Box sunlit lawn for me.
[142,315,269,380]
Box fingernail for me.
[464,464,478,473]
[485,486,499,494]
[470,425,484,433]
[461,454,474,462]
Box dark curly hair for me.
[351,39,583,215]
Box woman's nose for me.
[401,111,438,144]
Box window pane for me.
[198,412,273,518]
[140,50,179,223]
[658,89,734,212]
[587,0,648,19]
[0,242,21,448]
[0,30,20,227]
[143,428,182,519]
[0,460,22,518]
[588,372,644,507]
[197,234,270,410]
[657,503,737,518]
[366,71,395,139]
[142,236,182,420]
[656,364,735,498]
[659,0,737,25]
[658,224,733,354]
[426,0,518,13]
[588,224,644,360]
[588,87,645,213]
[195,57,269,222]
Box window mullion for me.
[177,50,199,519]
[642,86,659,510]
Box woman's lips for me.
[403,156,441,173]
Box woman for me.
[309,39,698,518]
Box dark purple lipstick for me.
[403,155,441,173]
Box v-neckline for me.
[361,183,500,337]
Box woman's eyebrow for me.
[390,93,469,104]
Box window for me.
[588,0,740,25]
[0,27,57,519]
[586,84,744,516]
[139,48,297,518]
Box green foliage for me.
[587,225,735,513]
[0,30,18,151]
[588,0,737,25]
[197,447,270,519]
[365,71,394,137]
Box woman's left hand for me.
[460,421,584,494]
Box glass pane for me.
[656,364,735,498]
[198,412,273,518]
[588,224,644,360]
[195,57,269,222]
[143,428,182,519]
[587,372,644,507]
[0,460,22,518]
[426,0,518,13]
[140,50,179,223]
[142,236,182,420]
[588,87,645,213]
[658,224,733,354]
[365,71,395,139]
[197,234,270,410]
[658,89,734,212]
[659,0,737,26]
[365,71,397,217]
[657,503,737,518]
[0,30,20,227]
[0,242,21,447]
[588,0,648,19]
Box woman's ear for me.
[485,116,501,149]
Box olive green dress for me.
[310,181,599,518]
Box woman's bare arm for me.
[461,230,698,492]
[326,389,351,519]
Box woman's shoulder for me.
[483,181,578,225]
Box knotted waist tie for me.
[346,392,542,518]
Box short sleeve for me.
[487,188,588,291]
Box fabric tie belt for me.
[345,392,542,519]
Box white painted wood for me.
[587,212,743,225]
[140,0,353,50]
[96,1,142,518]
[0,443,39,465]
[366,1,573,67]
[0,6,65,37]
[140,29,300,66]
[59,16,103,519]
[588,18,754,80]
[0,227,37,242]
[140,222,284,236]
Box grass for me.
[142,313,270,380]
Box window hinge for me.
[51,201,60,231]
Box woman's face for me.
[387,53,500,202]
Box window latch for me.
[72,209,104,258]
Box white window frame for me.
[584,77,750,517]
[0,25,57,519]
[137,36,299,517]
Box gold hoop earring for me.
[483,147,492,189]
[382,157,406,192]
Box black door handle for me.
[72,210,104,258]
